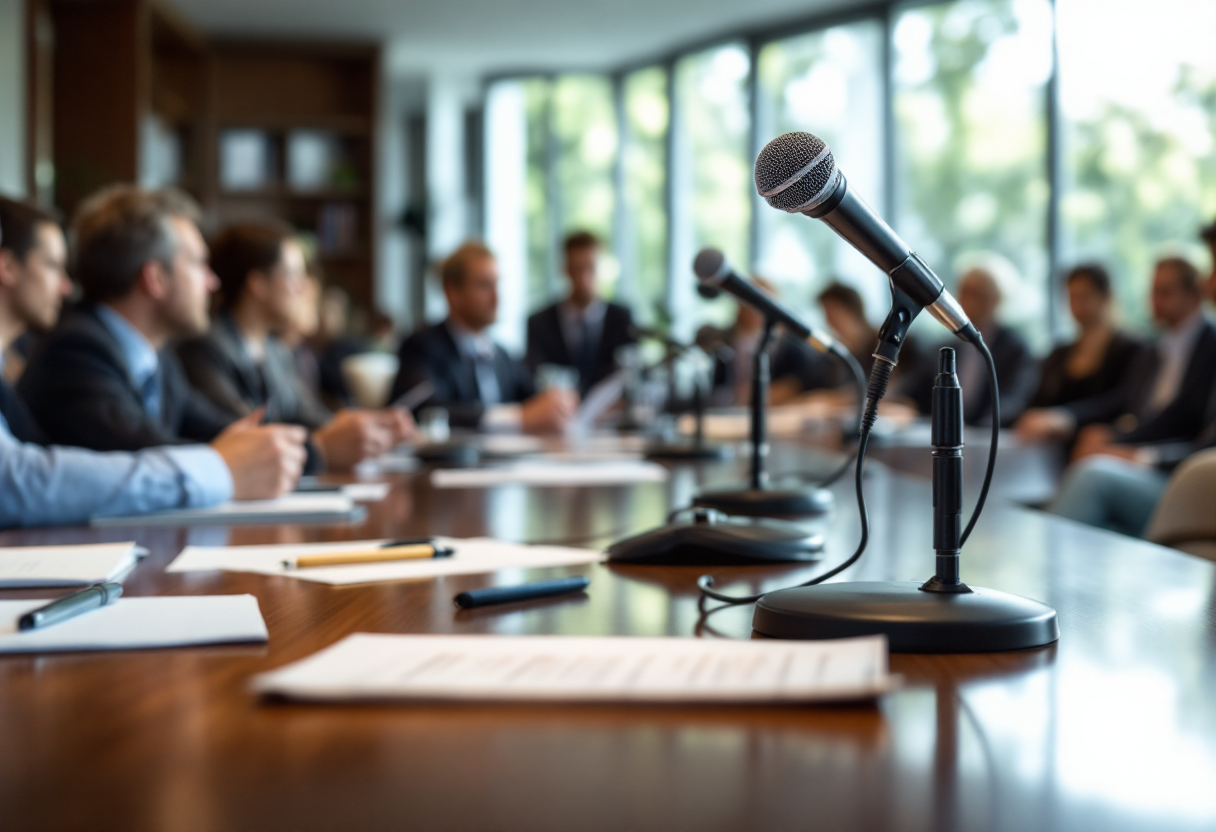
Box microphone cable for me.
[697,335,1000,607]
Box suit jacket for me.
[18,305,234,451]
[389,321,536,429]
[525,301,635,395]
[1065,319,1216,445]
[1028,330,1145,409]
[961,324,1038,427]
[0,374,48,445]
[177,313,333,431]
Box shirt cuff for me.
[482,404,523,432]
[161,445,234,507]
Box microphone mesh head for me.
[754,132,841,213]
[693,248,729,283]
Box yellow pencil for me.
[283,543,454,569]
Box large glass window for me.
[755,21,886,323]
[1058,0,1216,329]
[893,0,1053,345]
[621,67,670,327]
[670,44,752,338]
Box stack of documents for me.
[431,460,668,489]
[0,594,268,653]
[91,493,365,527]
[252,633,892,704]
[167,537,602,585]
[0,542,144,588]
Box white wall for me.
[0,0,27,198]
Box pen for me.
[454,575,591,610]
[18,582,124,631]
[283,540,453,569]
[391,380,435,412]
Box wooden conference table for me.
[2,436,1215,832]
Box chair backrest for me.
[1145,448,1216,548]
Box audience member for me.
[954,261,1038,426]
[697,276,832,407]
[0,196,303,526]
[389,241,577,433]
[1048,239,1216,536]
[315,285,363,407]
[177,222,413,471]
[526,231,635,396]
[18,187,309,481]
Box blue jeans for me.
[1049,456,1170,538]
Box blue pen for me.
[454,576,591,609]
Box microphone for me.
[753,131,980,362]
[692,248,840,357]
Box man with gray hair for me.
[19,186,308,495]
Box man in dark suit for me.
[389,241,577,432]
[18,186,309,482]
[1049,243,1216,537]
[953,264,1038,426]
[525,231,635,396]
[177,221,413,470]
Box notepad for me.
[0,542,144,588]
[431,460,668,489]
[252,633,891,704]
[167,537,602,585]
[0,594,268,653]
[91,494,366,527]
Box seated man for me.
[1048,233,1216,537]
[525,230,635,396]
[388,241,577,432]
[952,262,1038,426]
[18,186,309,473]
[177,222,413,470]
[0,197,304,527]
[1022,256,1216,451]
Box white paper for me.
[0,595,268,653]
[91,494,363,527]
[167,537,602,585]
[0,542,142,588]
[432,460,668,489]
[340,483,391,502]
[571,371,625,433]
[252,633,891,704]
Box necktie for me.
[472,342,502,406]
[141,368,163,422]
[576,316,597,390]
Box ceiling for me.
[167,0,859,76]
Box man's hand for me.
[313,409,410,471]
[1015,408,1075,444]
[211,409,308,500]
[520,387,579,434]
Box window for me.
[670,44,752,338]
[893,0,1053,345]
[1058,0,1216,329]
[755,21,886,322]
[621,67,670,326]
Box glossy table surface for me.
[2,436,1215,832]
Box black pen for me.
[454,576,591,610]
[18,582,124,631]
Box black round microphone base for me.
[644,441,732,462]
[753,581,1060,653]
[693,485,834,517]
[414,442,480,467]
[606,509,824,566]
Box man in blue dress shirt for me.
[0,196,307,528]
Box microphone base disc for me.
[606,514,823,566]
[693,486,834,517]
[753,581,1059,653]
[644,442,732,462]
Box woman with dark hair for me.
[1016,264,1144,441]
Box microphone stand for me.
[751,347,1059,652]
[691,320,834,517]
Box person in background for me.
[1017,264,1144,437]
[953,261,1038,426]
[526,231,636,396]
[177,222,413,471]
[0,196,304,526]
[697,276,832,407]
[1048,235,1216,537]
[389,241,577,433]
[315,285,362,407]
[1019,257,1216,453]
[284,273,322,395]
